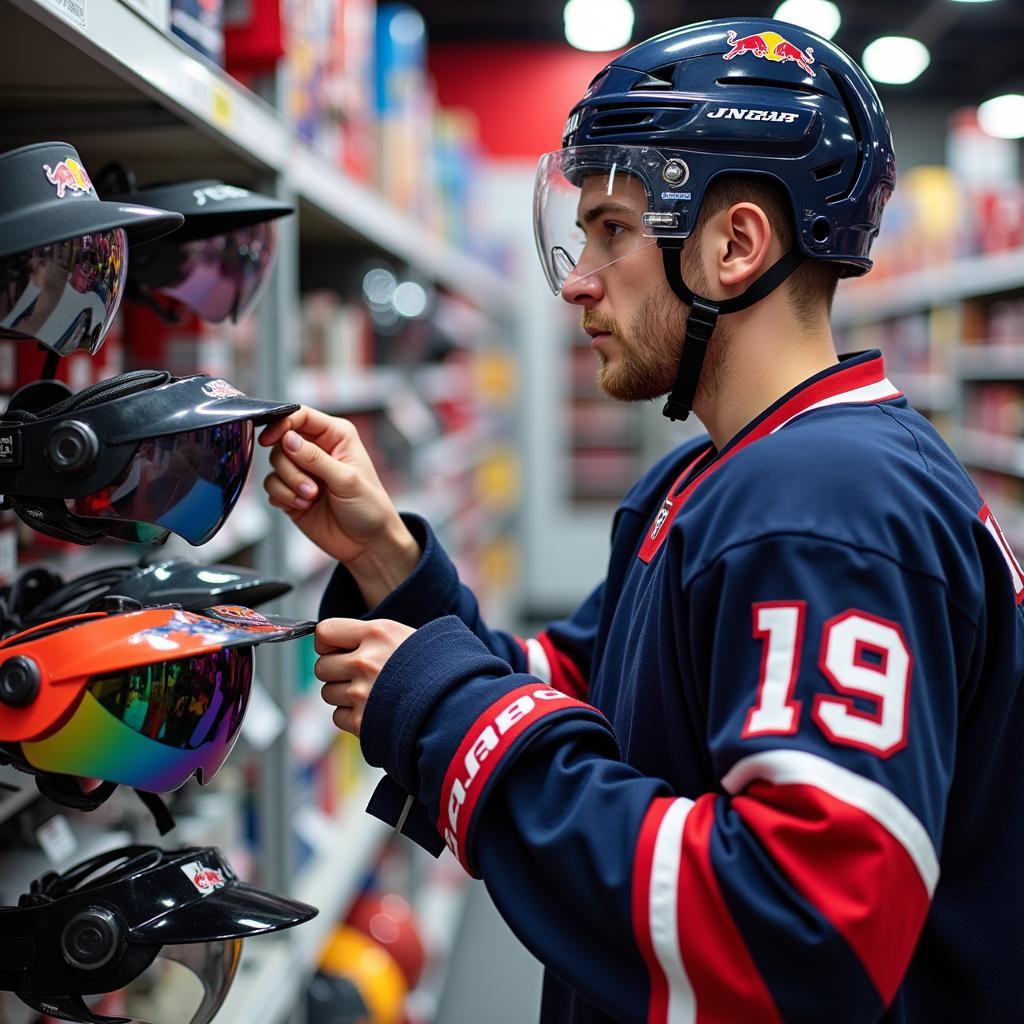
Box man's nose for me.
[560,266,605,307]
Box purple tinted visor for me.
[151,223,277,323]
[66,421,255,545]
[0,229,128,354]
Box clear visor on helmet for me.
[87,939,243,1024]
[0,229,128,354]
[534,145,692,294]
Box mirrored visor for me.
[0,229,128,354]
[533,145,695,294]
[147,223,278,324]
[87,939,243,1024]
[66,421,255,546]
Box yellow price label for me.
[211,86,234,129]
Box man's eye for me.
[604,221,626,238]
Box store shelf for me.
[892,372,956,412]
[216,767,390,1024]
[6,0,288,173]
[289,366,403,413]
[0,765,39,827]
[953,427,1024,478]
[833,247,1024,328]
[955,344,1024,380]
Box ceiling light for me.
[978,94,1024,139]
[563,0,635,52]
[773,0,841,40]
[862,36,931,85]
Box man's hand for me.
[315,617,416,737]
[260,406,421,606]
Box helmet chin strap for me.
[658,240,806,422]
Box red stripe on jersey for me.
[677,795,783,1023]
[537,631,588,699]
[640,355,901,563]
[437,683,592,874]
[732,779,930,1005]
[514,635,529,659]
[632,797,675,1024]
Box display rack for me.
[0,0,516,1017]
[833,245,1024,549]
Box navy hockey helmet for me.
[534,18,897,420]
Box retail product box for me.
[171,0,225,66]
[224,0,285,80]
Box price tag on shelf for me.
[211,85,234,130]
[36,814,78,867]
[42,0,87,28]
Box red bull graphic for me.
[201,378,245,399]
[207,605,273,627]
[723,30,816,77]
[182,860,227,893]
[42,158,93,198]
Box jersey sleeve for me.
[358,532,967,1023]
[319,512,600,699]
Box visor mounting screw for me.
[0,656,39,707]
[62,907,122,970]
[45,421,98,476]
[663,160,689,186]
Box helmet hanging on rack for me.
[0,370,297,546]
[0,142,183,356]
[0,844,317,1024]
[0,603,313,794]
[534,18,897,420]
[99,167,293,324]
[0,557,293,635]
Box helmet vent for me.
[825,67,865,200]
[591,111,659,133]
[631,65,677,91]
[813,160,843,181]
[717,76,828,98]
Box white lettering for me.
[533,688,569,701]
[463,726,499,784]
[448,778,466,832]
[706,106,799,124]
[496,695,535,733]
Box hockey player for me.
[262,18,1024,1023]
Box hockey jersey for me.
[320,350,1024,1023]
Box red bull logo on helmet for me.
[42,158,94,198]
[723,30,816,77]
[182,861,227,894]
[201,379,245,399]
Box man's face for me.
[564,173,704,403]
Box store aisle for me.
[435,882,544,1023]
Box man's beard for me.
[582,255,723,405]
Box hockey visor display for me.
[110,175,292,324]
[0,604,314,792]
[0,370,298,546]
[0,556,292,632]
[0,142,183,355]
[0,844,317,1024]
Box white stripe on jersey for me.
[650,797,698,1023]
[525,638,552,685]
[771,378,901,434]
[721,749,939,896]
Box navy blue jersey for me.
[321,351,1024,1024]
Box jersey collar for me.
[638,350,901,563]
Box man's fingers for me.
[320,681,351,705]
[314,653,351,683]
[332,706,361,735]
[316,617,371,651]
[258,405,335,447]
[264,473,313,511]
[268,448,319,502]
[279,431,358,496]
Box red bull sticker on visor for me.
[206,605,273,627]
[723,30,816,77]
[181,861,227,894]
[201,379,245,399]
[42,159,94,199]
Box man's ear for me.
[717,202,773,290]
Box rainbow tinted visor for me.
[0,605,314,793]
